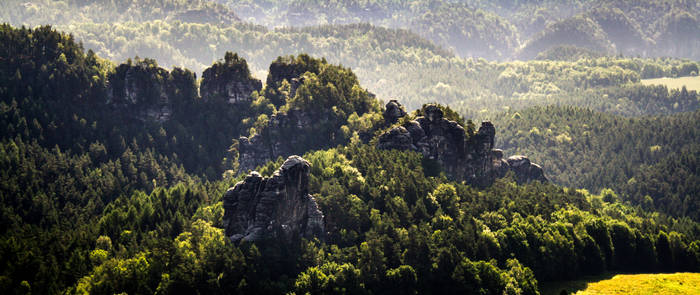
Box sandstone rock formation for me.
[505,155,547,183]
[384,99,407,124]
[223,156,325,242]
[237,108,321,173]
[378,102,547,186]
[107,61,176,122]
[200,52,262,104]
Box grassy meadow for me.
[541,273,700,295]
[641,76,700,92]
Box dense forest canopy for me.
[494,106,700,221]
[1,0,699,294]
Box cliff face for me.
[223,156,325,242]
[107,61,175,122]
[106,59,200,123]
[200,53,262,104]
[106,54,261,124]
[378,102,547,186]
[237,108,326,173]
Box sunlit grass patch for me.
[641,76,700,92]
[574,273,700,294]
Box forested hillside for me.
[493,106,700,222]
[1,0,240,25]
[1,24,699,295]
[43,18,700,116]
[219,0,700,60]
[3,0,699,116]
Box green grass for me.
[540,273,700,295]
[641,76,700,91]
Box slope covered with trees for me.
[494,106,700,221]
[1,24,699,294]
[219,0,700,60]
[1,0,240,26]
[48,20,700,118]
[4,0,699,119]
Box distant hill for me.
[518,16,614,59]
[535,45,606,61]
[218,0,700,60]
[1,0,240,25]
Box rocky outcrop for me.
[200,52,262,104]
[384,100,407,124]
[236,55,380,174]
[223,156,324,242]
[107,60,178,123]
[505,155,547,183]
[378,102,547,186]
[264,55,323,106]
[237,107,332,173]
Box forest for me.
[1,0,700,294]
[2,0,699,113]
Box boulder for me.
[506,155,548,183]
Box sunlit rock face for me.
[223,156,325,242]
[505,155,547,183]
[378,102,547,186]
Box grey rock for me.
[200,53,263,104]
[491,149,504,159]
[507,155,547,183]
[404,120,425,143]
[506,155,531,168]
[377,104,547,186]
[383,100,407,124]
[237,135,271,173]
[107,63,174,122]
[378,126,416,150]
[423,104,443,122]
[237,108,317,174]
[223,156,325,242]
[477,121,496,150]
[201,74,262,104]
